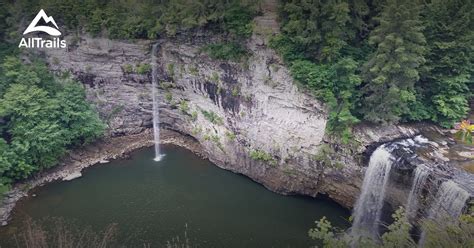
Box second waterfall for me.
[152,43,164,161]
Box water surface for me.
[0,145,349,247]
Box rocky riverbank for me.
[0,129,203,226]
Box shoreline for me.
[0,128,203,226]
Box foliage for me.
[314,144,343,169]
[0,57,105,183]
[201,110,223,125]
[273,0,473,131]
[417,0,474,127]
[211,72,219,83]
[122,64,133,73]
[167,63,175,77]
[190,111,198,121]
[3,0,258,40]
[421,215,474,248]
[202,42,248,62]
[275,0,352,62]
[231,87,240,97]
[165,92,173,103]
[136,63,151,74]
[361,0,426,124]
[290,58,360,141]
[10,217,118,248]
[179,100,189,113]
[249,149,275,165]
[455,120,474,144]
[225,131,236,141]
[222,3,256,38]
[309,207,474,247]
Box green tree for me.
[361,0,426,123]
[275,0,352,62]
[418,0,474,127]
[0,57,105,182]
[290,58,361,142]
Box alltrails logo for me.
[19,9,67,48]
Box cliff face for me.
[43,33,418,209]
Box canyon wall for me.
[43,33,420,209]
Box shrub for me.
[313,144,344,169]
[211,72,219,82]
[167,63,175,77]
[309,207,474,248]
[250,149,276,166]
[165,92,173,103]
[231,87,240,97]
[136,63,151,74]
[222,3,256,38]
[201,110,224,125]
[189,66,199,76]
[202,42,248,62]
[122,64,133,73]
[190,111,198,121]
[179,100,189,113]
[9,217,118,247]
[191,126,202,135]
[225,131,236,141]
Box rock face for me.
[43,33,421,209]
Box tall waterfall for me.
[151,44,163,161]
[351,145,393,238]
[406,165,429,220]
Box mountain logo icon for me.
[23,9,61,36]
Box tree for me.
[309,207,474,247]
[419,0,474,127]
[290,58,361,142]
[276,0,352,62]
[0,58,105,182]
[361,0,426,123]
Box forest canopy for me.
[2,0,259,40]
[0,56,105,193]
[271,0,473,141]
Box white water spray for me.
[419,180,470,245]
[427,180,469,220]
[351,146,393,238]
[406,165,429,220]
[152,44,164,161]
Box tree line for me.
[3,0,258,40]
[271,0,473,141]
[0,56,105,195]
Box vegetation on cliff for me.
[3,0,258,40]
[271,0,473,140]
[0,0,260,193]
[0,56,105,193]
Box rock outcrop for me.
[42,31,424,209]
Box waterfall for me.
[427,180,469,220]
[151,44,164,161]
[351,145,393,238]
[418,180,469,245]
[406,165,429,220]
